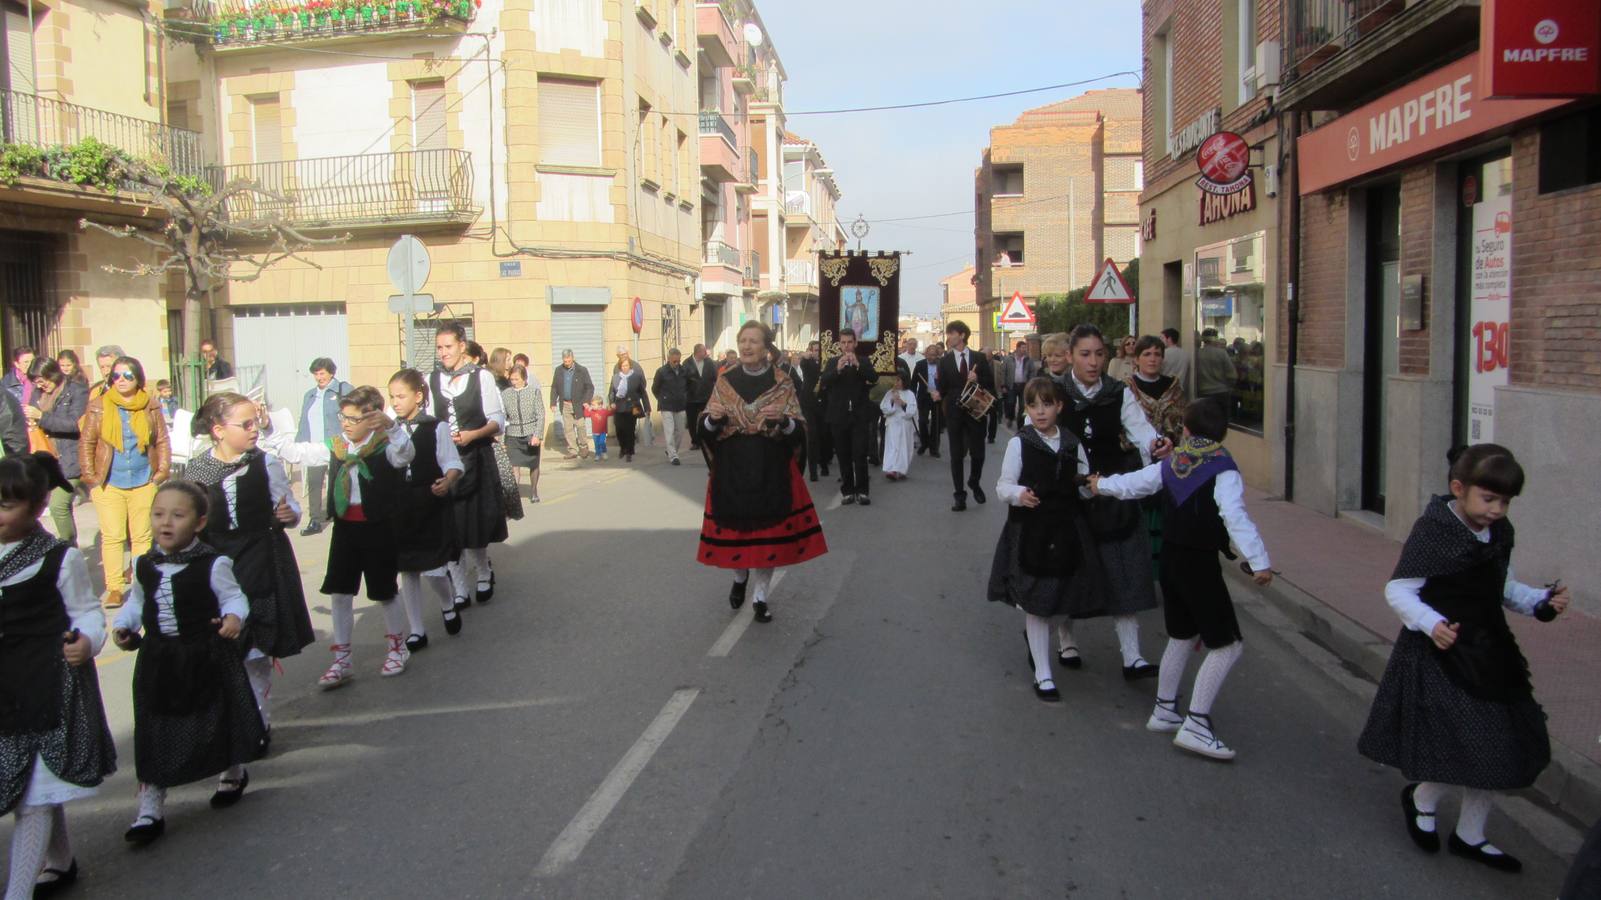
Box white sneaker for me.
[1146,701,1184,733]
[381,634,409,677]
[1173,716,1236,760]
[318,644,354,690]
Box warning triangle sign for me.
[998,291,1035,326]
[1085,258,1135,304]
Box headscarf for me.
[101,387,153,454]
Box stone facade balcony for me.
[695,2,737,68]
[698,111,742,183]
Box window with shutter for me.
[4,5,37,142]
[166,100,190,132]
[252,97,282,164]
[540,77,600,167]
[412,81,447,151]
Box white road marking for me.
[281,696,578,729]
[534,688,701,877]
[706,570,786,658]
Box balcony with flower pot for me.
[1280,0,1480,111]
[180,0,479,53]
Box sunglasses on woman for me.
[110,371,137,382]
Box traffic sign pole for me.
[387,235,432,368]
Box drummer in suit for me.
[931,322,996,512]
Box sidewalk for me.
[1238,488,1601,826]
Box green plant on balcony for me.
[206,0,477,44]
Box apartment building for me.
[744,31,788,343]
[1140,0,1282,486]
[166,0,703,406]
[1,0,201,380]
[939,264,977,333]
[695,0,753,353]
[973,88,1142,351]
[779,129,845,347]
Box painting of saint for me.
[841,286,879,339]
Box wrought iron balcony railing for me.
[211,148,476,228]
[1286,0,1405,76]
[188,0,476,49]
[0,89,205,179]
[698,110,737,148]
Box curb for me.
[1224,566,1601,830]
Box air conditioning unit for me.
[1252,41,1282,92]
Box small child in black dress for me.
[387,369,463,647]
[1358,444,1571,874]
[112,480,265,846]
[0,452,114,898]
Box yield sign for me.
[998,291,1035,326]
[1085,258,1135,304]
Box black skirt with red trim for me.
[698,462,827,569]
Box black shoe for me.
[752,600,772,623]
[1034,680,1061,702]
[210,769,249,808]
[299,522,324,537]
[671,457,681,466]
[841,494,857,506]
[124,816,165,845]
[970,484,987,504]
[33,859,78,897]
[453,595,470,613]
[1122,660,1159,680]
[916,447,926,456]
[809,472,818,483]
[1447,833,1522,873]
[858,495,871,506]
[930,451,941,459]
[1401,784,1441,853]
[405,632,428,652]
[1057,648,1083,670]
[443,610,463,635]
[476,570,495,604]
[952,494,967,512]
[729,580,748,610]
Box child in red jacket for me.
[583,399,612,461]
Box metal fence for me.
[1287,0,1406,73]
[211,148,475,227]
[704,239,741,268]
[0,89,205,177]
[698,110,737,148]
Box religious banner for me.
[817,250,903,374]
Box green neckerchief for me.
[328,433,388,516]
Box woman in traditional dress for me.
[697,321,827,623]
[1125,334,1188,579]
[429,325,509,607]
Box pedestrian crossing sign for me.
[999,291,1035,330]
[1085,258,1135,304]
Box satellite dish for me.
[743,22,764,47]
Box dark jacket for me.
[935,347,998,420]
[38,381,88,478]
[295,380,353,443]
[549,363,594,413]
[651,362,690,412]
[818,354,879,426]
[912,359,939,406]
[795,358,823,417]
[684,355,718,404]
[0,389,26,457]
[608,367,648,414]
[1000,353,1041,390]
[205,358,234,380]
[1,370,24,406]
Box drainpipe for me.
[1282,109,1302,503]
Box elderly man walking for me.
[652,348,690,465]
[549,349,595,460]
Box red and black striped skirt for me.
[697,462,828,569]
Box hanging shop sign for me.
[1168,107,1221,161]
[1199,179,1257,226]
[1298,52,1566,194]
[1481,0,1601,99]
[1195,130,1257,226]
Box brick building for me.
[1139,0,1283,486]
[1279,0,1601,610]
[939,265,977,333]
[974,89,1142,351]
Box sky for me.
[756,0,1144,316]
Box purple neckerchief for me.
[1161,449,1238,507]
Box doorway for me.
[1162,260,1182,331]
[1361,184,1401,515]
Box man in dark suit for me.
[684,343,718,451]
[795,341,830,482]
[999,339,1039,429]
[932,321,997,512]
[912,344,942,458]
[818,328,878,506]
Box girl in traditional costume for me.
[697,321,827,623]
[112,481,265,845]
[186,393,315,734]
[0,453,114,898]
[1358,444,1570,875]
[429,325,509,609]
[387,369,464,647]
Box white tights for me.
[1054,614,1148,667]
[733,568,774,605]
[448,549,494,600]
[6,804,70,900]
[244,654,273,728]
[1024,614,1055,685]
[330,594,409,650]
[1413,783,1502,848]
[1155,638,1244,716]
[400,572,452,636]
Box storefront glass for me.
[1194,231,1266,433]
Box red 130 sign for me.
[1473,320,1510,372]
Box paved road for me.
[17,442,1571,898]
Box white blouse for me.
[1070,374,1162,466]
[265,424,416,509]
[995,431,1093,506]
[218,453,300,529]
[0,541,103,654]
[437,369,507,431]
[1384,506,1547,634]
[1096,462,1270,573]
[400,419,465,481]
[113,547,251,637]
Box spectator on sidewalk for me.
[79,355,171,609]
[613,345,652,448]
[0,387,26,457]
[652,348,690,465]
[88,345,124,402]
[1194,329,1234,423]
[584,399,612,461]
[24,358,87,544]
[685,344,717,452]
[3,346,36,408]
[55,349,88,388]
[488,347,514,390]
[154,380,179,428]
[1358,444,1572,876]
[200,339,233,381]
[549,350,594,460]
[609,357,647,463]
[1160,328,1190,394]
[501,364,544,501]
[296,358,352,535]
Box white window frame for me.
[1238,0,1258,106]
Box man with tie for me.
[819,328,879,506]
[930,321,997,512]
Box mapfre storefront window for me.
[1194,231,1266,433]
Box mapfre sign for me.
[1482,0,1601,98]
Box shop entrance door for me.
[1361,184,1401,515]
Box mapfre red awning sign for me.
[1482,0,1601,98]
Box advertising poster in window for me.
[1468,190,1512,443]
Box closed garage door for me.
[550,308,604,392]
[232,304,349,413]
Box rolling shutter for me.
[412,81,447,151]
[539,78,600,166]
[252,97,282,164]
[549,308,604,385]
